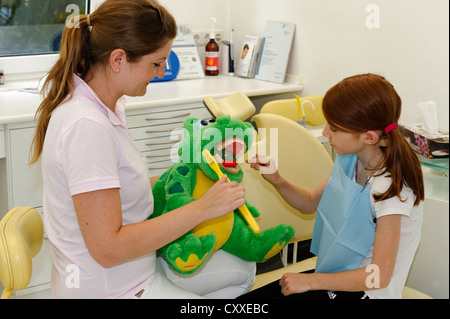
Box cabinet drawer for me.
[147,159,174,170]
[127,106,212,128]
[127,109,194,128]
[147,159,175,177]
[128,123,184,141]
[143,148,179,164]
[134,136,180,153]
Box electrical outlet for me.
[192,29,224,46]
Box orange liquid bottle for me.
[205,17,219,76]
[205,37,219,76]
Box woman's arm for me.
[73,175,245,268]
[149,175,160,187]
[280,214,402,295]
[248,155,328,214]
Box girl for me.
[30,0,255,299]
[243,73,424,299]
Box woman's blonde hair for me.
[29,0,177,165]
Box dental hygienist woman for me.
[29,0,255,299]
[243,74,424,299]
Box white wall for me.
[7,0,448,128]
[159,0,230,33]
[174,0,448,129]
[227,0,449,129]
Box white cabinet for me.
[0,126,5,159]
[1,123,51,295]
[0,126,7,220]
[127,103,211,177]
[6,124,43,208]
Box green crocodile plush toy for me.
[150,115,295,274]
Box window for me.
[0,0,90,80]
[0,0,88,56]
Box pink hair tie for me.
[385,123,397,134]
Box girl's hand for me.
[198,175,245,220]
[279,273,312,296]
[247,154,281,184]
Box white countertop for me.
[0,75,303,125]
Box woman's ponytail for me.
[29,14,91,165]
[29,0,177,165]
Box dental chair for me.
[203,92,256,121]
[260,95,326,127]
[242,113,333,266]
[203,92,432,299]
[259,98,299,122]
[204,92,333,267]
[260,94,332,155]
[0,207,44,299]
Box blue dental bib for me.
[311,154,376,273]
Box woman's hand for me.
[197,175,246,221]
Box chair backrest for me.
[260,95,326,127]
[0,207,44,299]
[242,113,333,242]
[260,98,299,122]
[203,92,256,121]
[295,95,326,126]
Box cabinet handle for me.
[145,113,191,121]
[148,165,172,170]
[146,154,169,158]
[145,127,183,133]
[145,140,179,146]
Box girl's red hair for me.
[323,74,424,206]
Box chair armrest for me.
[251,257,317,291]
[402,286,432,299]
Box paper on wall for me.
[172,25,205,80]
[255,21,295,84]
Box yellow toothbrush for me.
[202,149,260,233]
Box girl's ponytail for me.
[375,127,424,206]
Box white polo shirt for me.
[42,74,155,298]
[360,172,423,299]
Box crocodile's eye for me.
[195,119,216,129]
[195,119,207,129]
